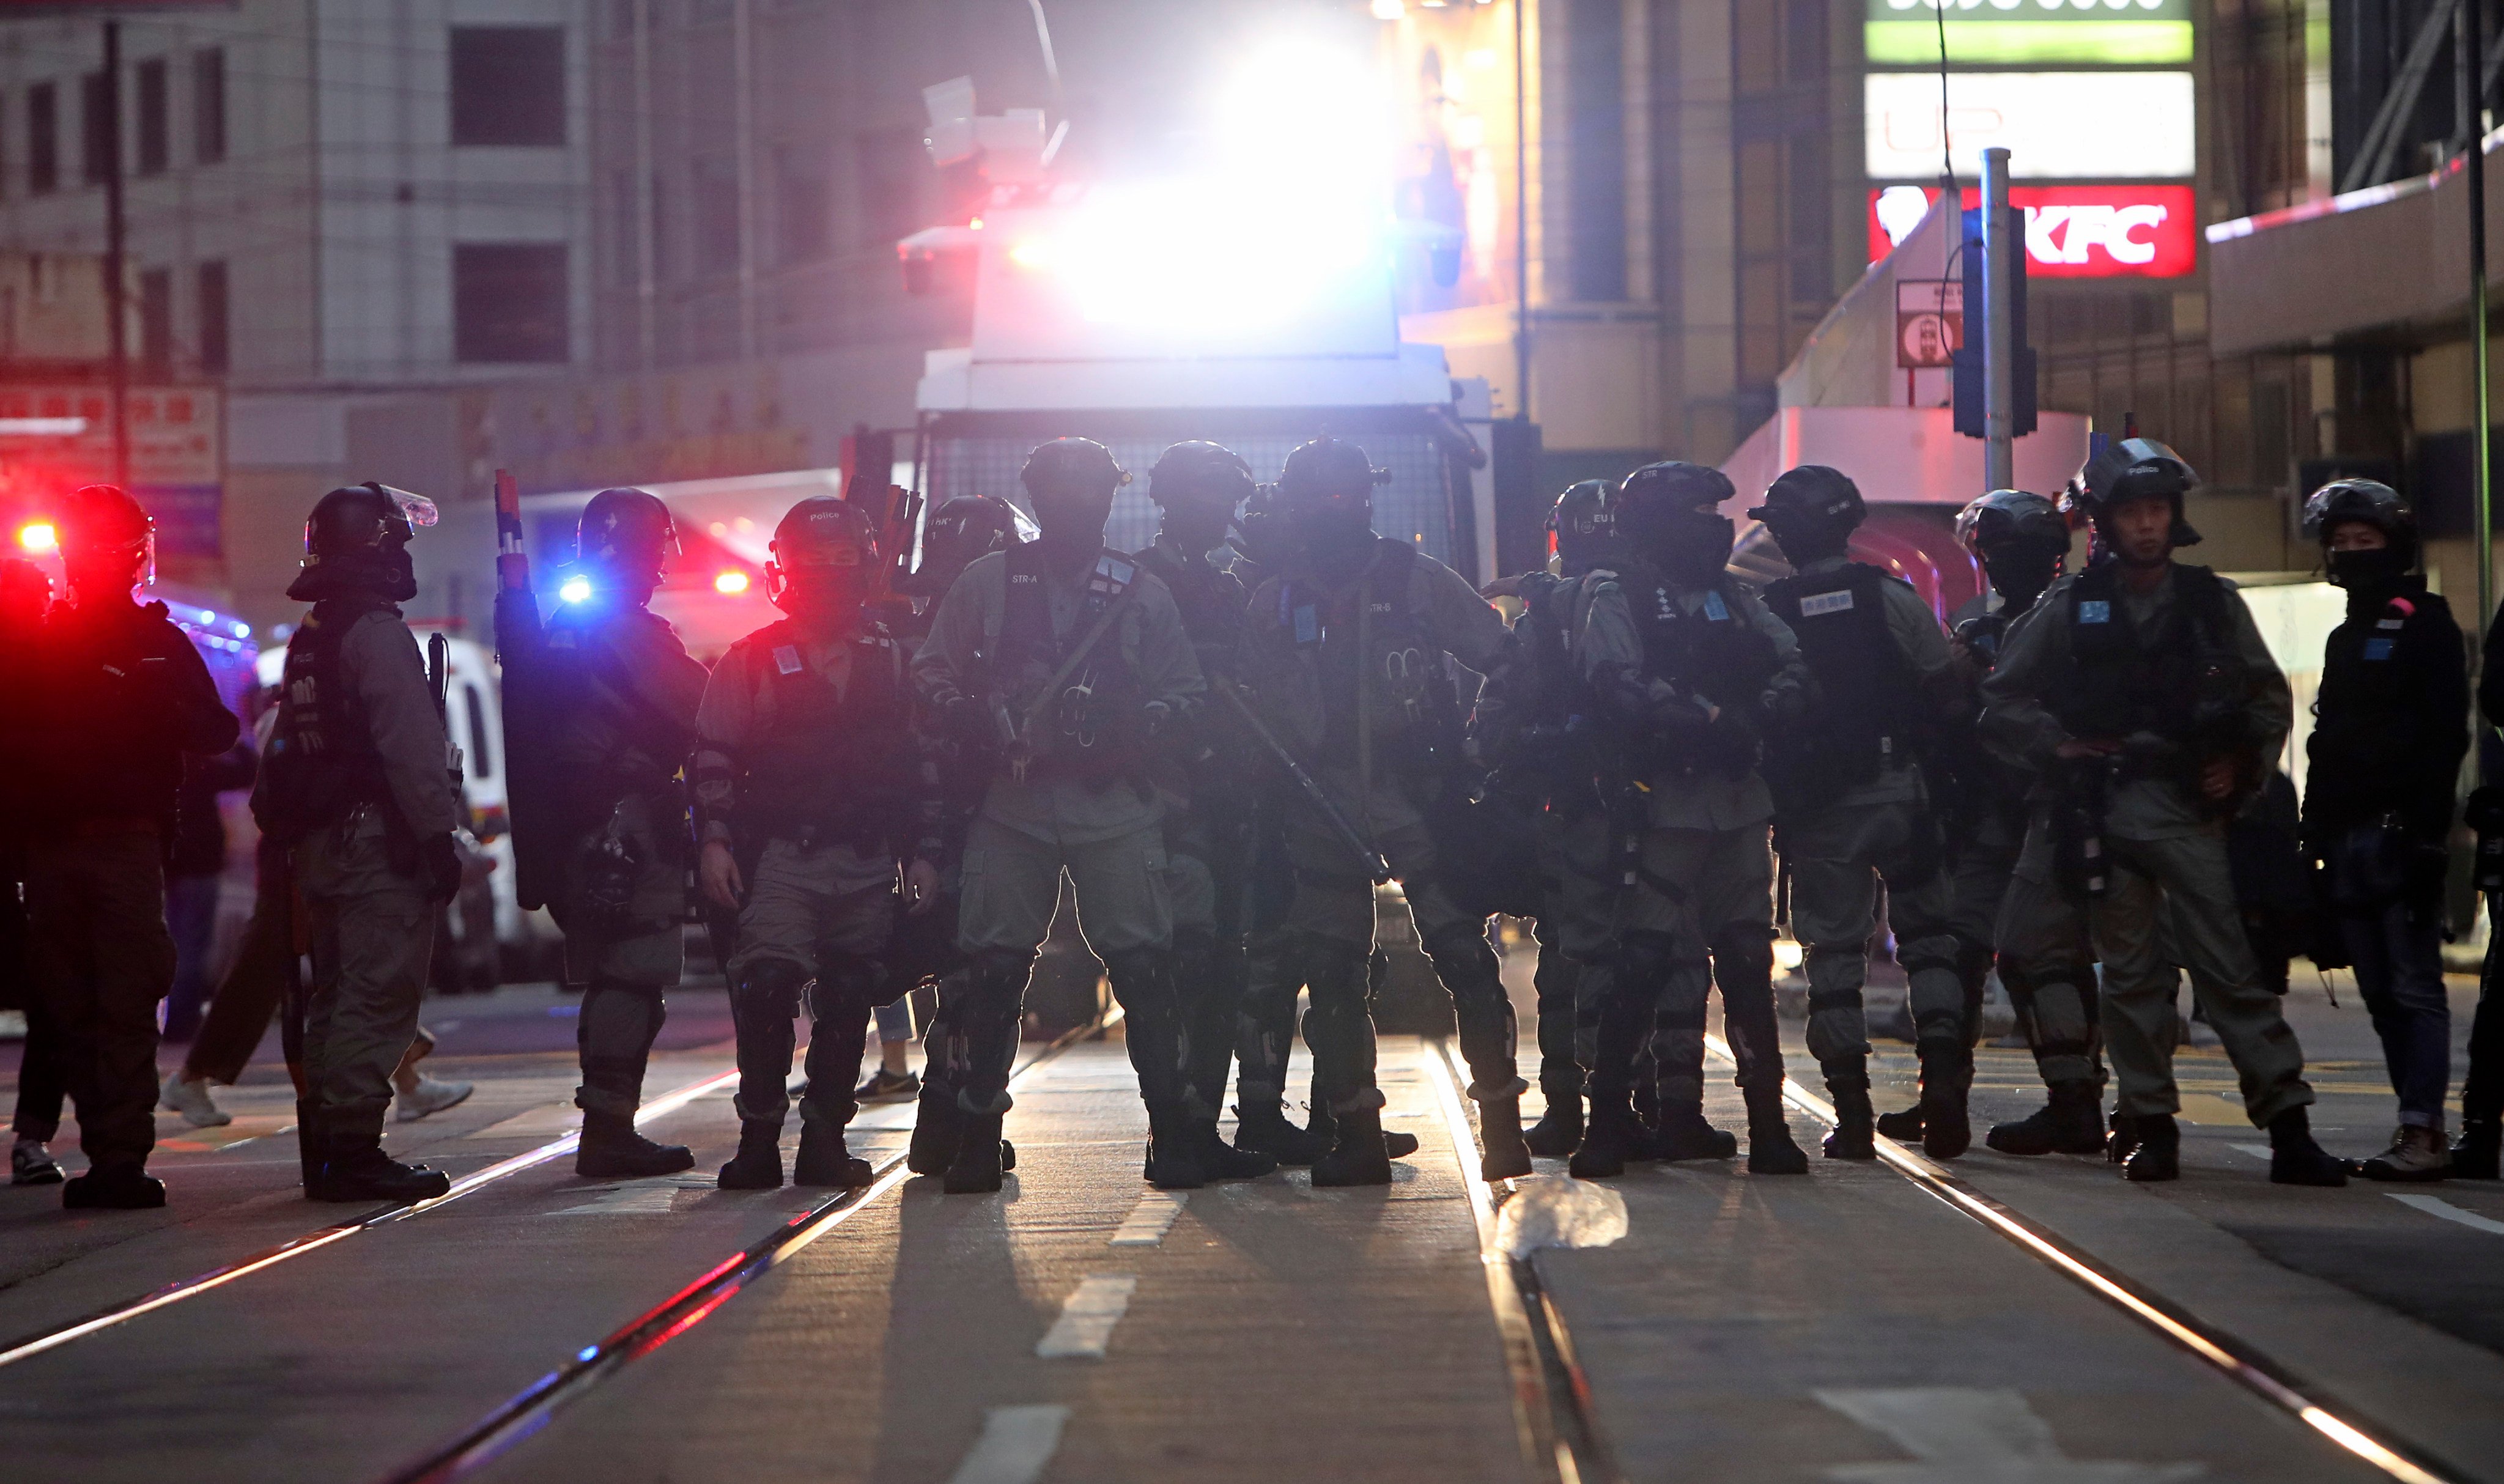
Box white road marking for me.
[1109,1191,1186,1247]
[1493,1174,1628,1258]
[945,1405,1071,1484]
[1816,1387,2204,1484]
[1035,1274,1137,1359]
[2387,1193,2504,1235]
[2230,1143,2273,1162]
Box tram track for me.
[1702,1033,2470,1484]
[378,1011,1118,1484]
[0,1064,738,1371]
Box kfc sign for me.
[1869,185,2198,279]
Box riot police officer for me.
[253,484,463,1203]
[1919,492,2107,1157]
[1981,441,2346,1186]
[1560,462,1811,1177]
[914,438,1224,1194]
[1129,442,1275,1154]
[694,498,944,1191]
[2300,479,2466,1181]
[1239,437,1526,1186]
[501,489,711,1179]
[18,487,240,1209]
[1746,467,1971,1159]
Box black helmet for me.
[766,497,877,613]
[2302,478,2419,588]
[290,482,436,602]
[1746,465,1866,566]
[908,493,1021,596]
[1276,437,1387,520]
[2069,436,2200,548]
[1548,479,1616,575]
[1020,437,1127,549]
[576,487,677,590]
[1148,440,1255,512]
[1616,462,1737,585]
[58,483,157,592]
[1957,489,2069,609]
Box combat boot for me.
[2121,1113,2179,1183]
[1651,1102,1737,1162]
[1745,1082,1809,1175]
[794,1122,875,1187]
[1986,1081,2105,1156]
[62,1164,166,1210]
[1917,1042,1971,1161]
[1477,1095,1535,1181]
[1523,1090,1584,1159]
[577,1109,695,1179]
[907,1080,961,1175]
[2267,1106,2349,1187]
[1143,1109,1210,1190]
[309,1144,451,1204]
[715,1119,785,1190]
[1233,1102,1333,1165]
[944,1111,1005,1194]
[1310,1108,1393,1187]
[1874,1101,1925,1142]
[1567,1091,1639,1179]
[1822,1083,1877,1161]
[1192,1118,1279,1181]
[2452,1120,2501,1180]
[2105,1110,2140,1165]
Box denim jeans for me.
[2338,898,2453,1129]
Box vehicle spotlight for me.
[558,575,593,604]
[714,569,751,595]
[17,521,58,554]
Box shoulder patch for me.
[1702,589,1731,621]
[2077,600,2111,624]
[772,644,804,676]
[1798,589,1853,618]
[2363,637,2396,662]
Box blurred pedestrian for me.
[3,556,63,1186]
[162,717,257,1042]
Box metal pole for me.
[2462,0,2494,631]
[1980,146,2014,493]
[1512,0,1531,424]
[103,19,128,491]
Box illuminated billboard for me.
[1867,71,2195,180]
[1867,185,2199,278]
[1866,0,2192,67]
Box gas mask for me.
[1653,510,1736,587]
[2326,545,2412,593]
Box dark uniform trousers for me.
[1233,796,1306,1113]
[22,824,178,1171]
[297,810,437,1148]
[723,837,898,1136]
[1164,786,1257,1114]
[557,789,688,1118]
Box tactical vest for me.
[2050,561,2240,747]
[256,596,399,845]
[1762,562,1916,789]
[1132,541,1244,682]
[1272,539,1461,773]
[1612,559,1779,777]
[542,607,699,807]
[737,617,914,847]
[2307,583,2456,831]
[988,541,1148,784]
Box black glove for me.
[2408,840,2451,905]
[940,693,990,746]
[1141,700,1172,742]
[421,833,463,903]
[1708,702,1762,767]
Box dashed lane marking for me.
[945,1405,1072,1484]
[2387,1194,2504,1235]
[1817,1387,2204,1483]
[1108,1190,1186,1247]
[1034,1275,1137,1359]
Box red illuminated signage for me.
[1867,185,2199,279]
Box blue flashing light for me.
[558,576,593,604]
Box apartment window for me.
[135,59,168,175]
[449,27,566,147]
[29,83,56,193]
[198,260,228,374]
[453,243,569,363]
[193,50,224,164]
[692,153,740,274]
[774,147,829,264]
[1564,0,1625,302]
[139,267,172,372]
[80,70,111,185]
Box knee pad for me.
[731,958,808,1019]
[2026,971,2097,1055]
[1099,946,1171,997]
[1421,926,1502,998]
[1611,929,1680,999]
[1894,934,1962,981]
[1709,929,1775,988]
[805,958,882,1023]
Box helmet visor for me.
[369,484,439,529]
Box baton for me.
[1210,674,1392,885]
